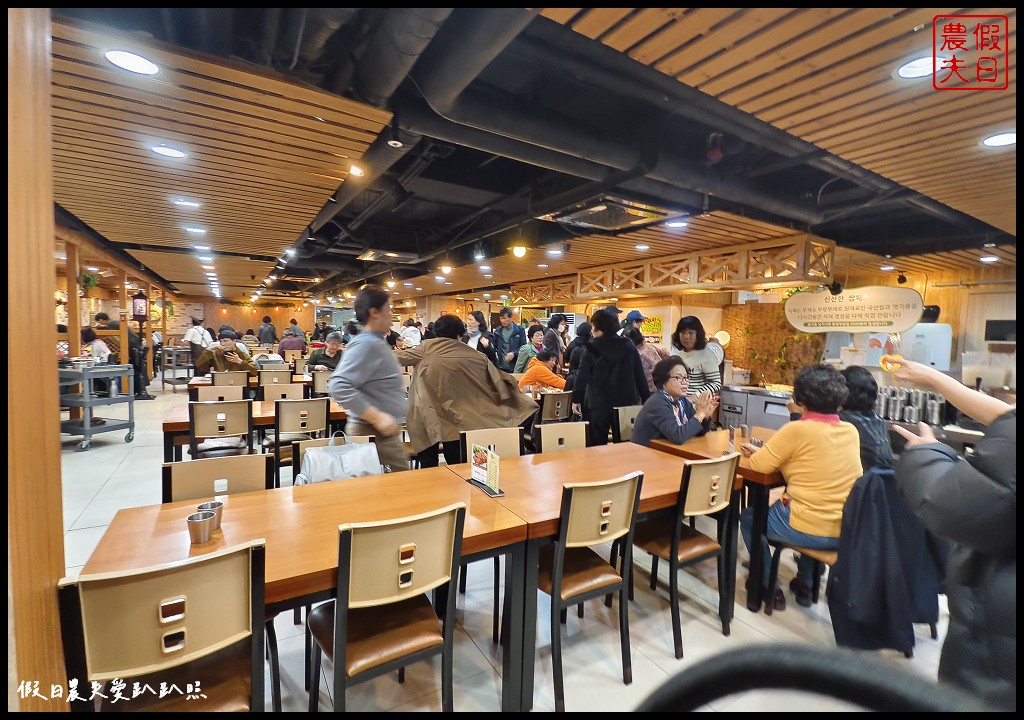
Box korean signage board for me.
[784,286,923,334]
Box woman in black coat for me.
[571,310,650,446]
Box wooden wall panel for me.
[193,301,316,342]
[8,7,68,711]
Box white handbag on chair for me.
[294,432,383,484]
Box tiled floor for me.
[60,377,948,712]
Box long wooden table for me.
[161,400,347,462]
[445,443,726,712]
[82,467,530,712]
[649,427,784,613]
[186,374,311,401]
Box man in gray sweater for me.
[328,286,408,472]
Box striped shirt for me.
[673,346,722,397]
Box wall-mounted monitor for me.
[984,320,1016,342]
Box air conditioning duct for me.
[356,248,423,263]
[535,194,687,231]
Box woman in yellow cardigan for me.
[518,349,566,392]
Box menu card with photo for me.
[470,443,503,497]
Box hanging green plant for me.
[80,272,100,290]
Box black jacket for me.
[571,334,650,411]
[492,324,526,371]
[894,409,1015,710]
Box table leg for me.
[163,431,174,463]
[519,537,541,712]
[501,541,525,713]
[718,493,741,633]
[746,483,769,612]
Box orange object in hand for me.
[879,354,904,372]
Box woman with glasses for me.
[671,315,723,398]
[631,356,718,447]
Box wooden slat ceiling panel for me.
[837,243,1016,276]
[50,20,389,298]
[549,7,1017,239]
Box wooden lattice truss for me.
[510,234,834,303]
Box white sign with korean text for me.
[785,286,923,333]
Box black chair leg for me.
[265,619,282,713]
[811,561,825,603]
[929,622,938,639]
[293,606,302,625]
[459,561,468,594]
[398,667,405,683]
[764,544,784,616]
[492,556,501,644]
[307,631,321,712]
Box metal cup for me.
[187,511,216,544]
[197,501,224,530]
[903,405,920,424]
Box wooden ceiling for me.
[542,7,1017,238]
[50,19,389,298]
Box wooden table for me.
[162,400,347,462]
[82,467,530,712]
[650,427,783,613]
[186,374,311,401]
[446,443,714,712]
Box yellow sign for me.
[640,316,663,336]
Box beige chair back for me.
[461,427,522,461]
[58,540,264,681]
[563,472,643,548]
[282,349,304,365]
[212,370,250,387]
[681,452,739,517]
[293,357,308,376]
[162,454,272,503]
[276,398,329,435]
[539,391,573,422]
[259,369,293,386]
[260,364,291,372]
[190,400,252,442]
[263,383,304,401]
[612,404,644,442]
[401,372,412,393]
[195,384,244,402]
[312,370,332,394]
[539,421,588,453]
[293,434,374,470]
[343,503,466,608]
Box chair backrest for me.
[293,357,308,376]
[538,421,589,453]
[189,400,254,450]
[58,540,266,710]
[260,364,291,372]
[263,383,305,401]
[312,370,332,394]
[195,384,244,402]
[293,434,375,470]
[341,503,466,608]
[211,370,250,387]
[560,472,643,548]
[259,369,293,386]
[679,452,740,518]
[460,427,523,462]
[275,397,329,435]
[539,390,573,422]
[161,454,274,503]
[282,349,304,365]
[401,372,412,393]
[612,404,644,442]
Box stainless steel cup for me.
[197,501,224,530]
[187,511,216,544]
[903,405,919,424]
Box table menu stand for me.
[59,364,136,451]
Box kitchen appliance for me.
[718,388,747,429]
[901,323,953,371]
[744,389,792,431]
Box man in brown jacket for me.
[397,313,538,467]
[195,330,259,376]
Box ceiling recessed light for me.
[440,265,452,274]
[435,275,445,281]
[444,281,452,285]
[483,293,491,298]
[404,282,413,287]
[284,248,296,256]
[982,132,1016,147]
[86,266,99,272]
[979,255,1000,263]
[201,265,215,270]
[479,265,491,271]
[415,287,423,291]
[537,263,548,269]
[349,164,365,177]
[880,265,895,271]
[511,245,527,258]
[546,248,562,257]
[896,55,936,79]
[151,144,187,159]
[268,275,278,280]
[665,220,688,228]
[483,274,493,278]
[172,199,201,208]
[196,256,214,262]
[982,242,996,248]
[104,50,159,75]
[500,294,508,299]
[635,244,650,251]
[192,244,210,251]
[184,226,206,234]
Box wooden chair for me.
[538,390,573,423]
[538,472,644,711]
[764,542,837,618]
[623,452,740,659]
[161,454,274,503]
[195,384,244,402]
[457,426,524,643]
[260,363,291,371]
[211,370,250,387]
[311,370,332,397]
[282,349,304,366]
[265,398,329,488]
[188,400,254,459]
[293,357,308,376]
[58,540,266,712]
[307,503,467,711]
[611,404,643,443]
[258,369,292,386]
[538,421,589,453]
[261,383,304,401]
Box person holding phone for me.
[194,330,259,376]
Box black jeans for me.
[416,441,463,468]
